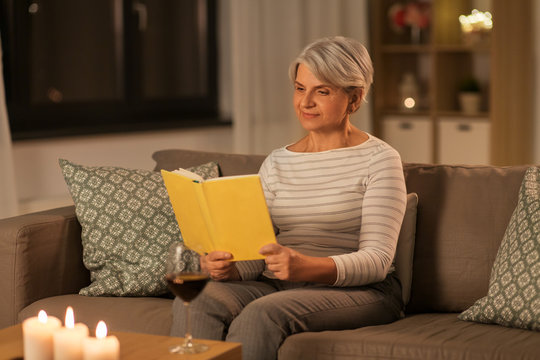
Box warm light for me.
[38,310,48,324]
[65,306,75,329]
[83,321,119,360]
[459,9,493,33]
[28,3,39,14]
[96,321,108,339]
[403,97,416,109]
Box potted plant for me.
[458,77,481,114]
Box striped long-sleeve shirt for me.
[236,134,407,287]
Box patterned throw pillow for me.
[459,167,540,330]
[59,159,219,296]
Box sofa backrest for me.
[153,149,267,176]
[152,149,531,314]
[403,164,529,314]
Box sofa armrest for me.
[0,206,90,328]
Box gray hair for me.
[289,36,373,102]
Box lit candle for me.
[23,310,62,360]
[82,321,120,360]
[53,306,90,360]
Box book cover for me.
[161,169,276,261]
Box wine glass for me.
[165,242,210,354]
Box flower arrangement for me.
[388,1,431,35]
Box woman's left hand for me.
[259,243,338,284]
[259,243,305,281]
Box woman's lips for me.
[302,112,319,119]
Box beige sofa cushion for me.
[403,164,529,313]
[278,313,540,360]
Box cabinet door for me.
[438,117,490,165]
[382,116,433,164]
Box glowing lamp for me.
[403,97,416,109]
[459,9,493,34]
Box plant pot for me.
[458,92,481,114]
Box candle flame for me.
[65,306,75,329]
[96,321,108,339]
[38,310,48,324]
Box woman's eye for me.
[318,90,329,95]
[295,86,304,92]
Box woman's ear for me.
[348,88,363,113]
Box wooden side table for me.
[0,324,241,360]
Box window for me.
[0,0,221,139]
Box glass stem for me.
[183,301,194,348]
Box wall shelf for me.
[370,0,533,165]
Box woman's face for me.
[293,64,351,133]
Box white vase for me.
[399,73,419,111]
[458,92,481,114]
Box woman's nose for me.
[301,92,315,108]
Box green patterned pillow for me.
[59,159,219,296]
[459,167,540,331]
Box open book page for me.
[171,168,205,182]
[161,170,276,260]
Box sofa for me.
[1,148,539,359]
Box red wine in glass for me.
[165,272,209,302]
[165,242,210,354]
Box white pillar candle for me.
[53,307,90,360]
[82,321,120,360]
[23,310,62,360]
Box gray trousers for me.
[170,274,403,360]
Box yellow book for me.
[161,169,276,261]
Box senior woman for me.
[170,36,407,360]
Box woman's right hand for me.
[200,251,240,281]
